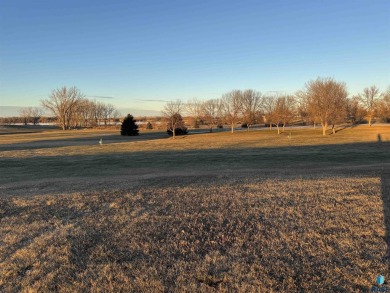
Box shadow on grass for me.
[0,131,171,151]
[0,140,389,186]
[381,175,390,275]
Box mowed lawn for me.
[0,125,390,291]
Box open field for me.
[1,125,390,291]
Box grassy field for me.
[1,125,390,291]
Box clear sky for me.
[0,0,389,113]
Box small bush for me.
[167,127,188,136]
[146,122,153,129]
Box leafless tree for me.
[279,95,296,132]
[41,86,84,130]
[19,107,32,125]
[296,90,318,128]
[163,100,185,139]
[19,107,43,125]
[112,110,122,126]
[359,85,380,127]
[262,95,277,130]
[186,98,203,128]
[347,96,366,124]
[221,90,243,133]
[304,77,348,136]
[328,92,347,134]
[377,87,390,123]
[102,103,115,126]
[241,89,262,131]
[202,99,221,132]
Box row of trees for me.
[41,87,120,130]
[164,78,390,136]
[18,107,44,125]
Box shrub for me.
[146,121,153,129]
[120,114,139,136]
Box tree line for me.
[3,79,389,136]
[164,77,390,137]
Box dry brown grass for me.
[1,175,388,292]
[1,125,390,291]
[1,125,389,159]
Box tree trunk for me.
[322,122,327,136]
[369,117,372,127]
[313,122,316,129]
[231,122,234,133]
[332,124,336,134]
[269,124,272,131]
[283,123,285,132]
[277,124,280,135]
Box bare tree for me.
[241,89,262,131]
[112,110,122,126]
[202,99,221,132]
[279,95,296,131]
[347,96,366,124]
[328,92,347,134]
[102,103,115,126]
[262,95,277,130]
[19,107,43,125]
[186,98,203,128]
[163,100,185,139]
[359,85,380,127]
[268,96,295,134]
[19,107,32,125]
[296,90,318,128]
[377,87,390,123]
[41,86,84,130]
[221,90,243,133]
[304,77,348,136]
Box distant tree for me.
[241,89,262,131]
[377,87,390,122]
[262,95,277,130]
[296,90,318,128]
[276,95,296,132]
[41,86,84,130]
[30,107,43,125]
[163,100,185,139]
[347,96,366,124]
[328,92,347,134]
[221,90,243,133]
[166,113,188,136]
[19,107,32,125]
[359,85,380,127]
[112,110,122,126]
[304,77,348,136]
[186,98,203,128]
[102,103,115,126]
[272,97,284,134]
[146,121,153,129]
[202,99,221,133]
[120,114,139,136]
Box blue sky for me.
[0,0,389,114]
